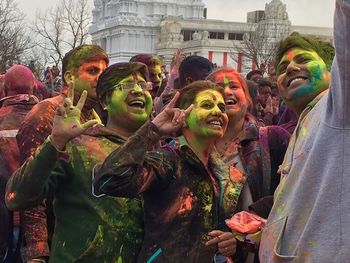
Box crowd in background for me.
[0,1,348,262]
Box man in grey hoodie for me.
[259,1,350,262]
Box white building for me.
[90,0,332,74]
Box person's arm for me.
[17,98,59,165]
[161,49,186,96]
[5,139,65,211]
[93,121,174,197]
[0,155,11,262]
[15,99,59,263]
[326,0,350,127]
[21,204,50,263]
[6,89,96,211]
[248,195,274,219]
[267,125,290,194]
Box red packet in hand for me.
[225,211,267,234]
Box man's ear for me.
[185,76,193,85]
[64,71,74,86]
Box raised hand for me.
[151,92,193,135]
[272,96,280,116]
[172,49,186,72]
[50,84,98,150]
[264,96,273,115]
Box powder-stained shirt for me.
[93,122,246,263]
[6,125,144,263]
[220,120,290,205]
[15,93,103,261]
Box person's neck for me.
[73,91,97,112]
[183,130,214,168]
[216,116,245,152]
[106,119,141,139]
[224,116,245,141]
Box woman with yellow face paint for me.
[94,80,246,262]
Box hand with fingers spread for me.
[271,96,280,116]
[151,92,193,136]
[264,96,273,115]
[205,230,237,257]
[50,87,99,150]
[172,49,186,72]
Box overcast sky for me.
[16,0,334,28]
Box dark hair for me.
[256,79,273,88]
[275,32,335,71]
[62,44,109,85]
[129,54,162,68]
[176,80,224,110]
[206,66,253,110]
[178,55,214,87]
[246,69,263,81]
[96,62,149,104]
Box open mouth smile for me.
[287,76,308,89]
[226,98,238,105]
[206,118,224,128]
[127,98,146,109]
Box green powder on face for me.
[223,76,230,86]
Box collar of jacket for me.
[176,135,233,208]
[0,94,39,107]
[239,120,259,144]
[84,124,125,144]
[297,89,328,123]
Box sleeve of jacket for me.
[93,121,175,198]
[14,98,62,261]
[326,0,350,127]
[5,139,67,211]
[21,203,50,262]
[267,125,290,194]
[16,99,57,165]
[0,155,11,261]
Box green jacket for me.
[94,122,246,262]
[6,125,144,263]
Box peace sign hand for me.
[151,92,193,136]
[50,85,99,151]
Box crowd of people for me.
[0,0,348,262]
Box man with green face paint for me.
[5,62,153,263]
[259,1,350,262]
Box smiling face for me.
[106,72,153,130]
[212,71,249,120]
[66,60,107,100]
[185,89,228,140]
[149,64,162,92]
[276,48,330,114]
[257,85,272,108]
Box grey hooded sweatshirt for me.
[259,1,350,262]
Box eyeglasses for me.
[114,82,153,91]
